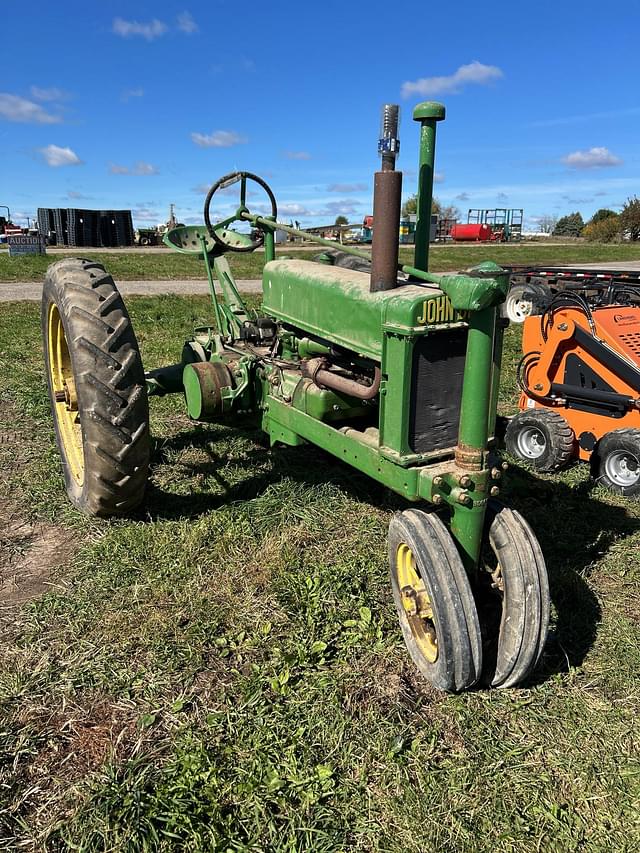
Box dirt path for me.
[0,279,263,302]
[0,419,76,608]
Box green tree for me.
[590,208,617,224]
[552,212,584,237]
[334,215,348,226]
[401,195,457,219]
[619,196,640,240]
[402,194,418,217]
[582,215,621,243]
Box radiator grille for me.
[408,328,467,454]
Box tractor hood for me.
[262,259,469,361]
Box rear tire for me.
[389,509,482,693]
[42,258,150,517]
[505,409,574,472]
[592,428,640,497]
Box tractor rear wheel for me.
[388,509,482,692]
[505,409,574,472]
[592,428,640,497]
[479,501,550,688]
[42,258,150,517]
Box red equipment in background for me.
[450,223,494,242]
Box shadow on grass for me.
[146,425,638,682]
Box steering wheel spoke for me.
[204,171,277,253]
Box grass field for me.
[1,241,640,282]
[1,293,639,851]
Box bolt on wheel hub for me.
[605,450,640,487]
[517,426,546,460]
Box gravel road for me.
[3,261,640,303]
[0,279,263,302]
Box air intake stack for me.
[370,104,402,292]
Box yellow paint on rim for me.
[396,543,438,663]
[48,303,84,485]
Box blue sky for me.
[2,1,639,231]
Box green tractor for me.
[42,102,549,692]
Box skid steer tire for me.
[42,258,150,517]
[502,281,551,323]
[505,409,574,472]
[592,428,640,497]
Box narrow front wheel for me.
[388,510,482,693]
[479,501,550,688]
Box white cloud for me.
[30,86,70,102]
[434,172,445,183]
[455,192,470,201]
[192,183,211,194]
[327,183,368,193]
[0,93,61,124]
[323,199,360,216]
[112,17,168,40]
[39,145,82,167]
[121,88,144,101]
[401,61,503,98]
[133,207,160,221]
[278,203,312,216]
[191,130,247,147]
[109,161,159,176]
[177,11,198,33]
[68,190,92,199]
[562,147,622,169]
[284,151,311,160]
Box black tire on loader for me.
[592,428,640,497]
[505,409,574,472]
[42,258,150,517]
[502,280,551,324]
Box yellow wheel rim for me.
[47,303,84,485]
[396,543,438,663]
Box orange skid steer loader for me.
[506,286,640,496]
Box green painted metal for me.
[262,394,434,500]
[412,101,446,273]
[247,215,373,261]
[152,101,515,578]
[263,215,276,263]
[261,259,466,361]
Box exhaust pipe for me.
[370,104,402,293]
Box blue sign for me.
[8,235,46,256]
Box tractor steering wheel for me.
[203,171,277,253]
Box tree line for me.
[548,196,640,242]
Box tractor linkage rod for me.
[243,213,448,288]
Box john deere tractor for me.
[42,102,549,692]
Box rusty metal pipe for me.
[302,358,381,400]
[370,170,402,292]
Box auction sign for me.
[8,235,46,257]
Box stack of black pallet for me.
[67,209,100,248]
[37,208,57,244]
[36,208,134,247]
